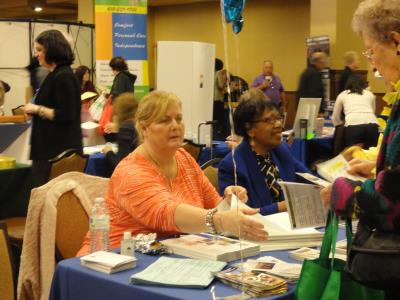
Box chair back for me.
[11,105,25,116]
[182,139,205,161]
[55,190,89,260]
[49,149,88,180]
[0,222,16,300]
[203,166,219,191]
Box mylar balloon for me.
[222,0,246,34]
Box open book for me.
[316,154,366,183]
[218,196,323,251]
[131,257,226,288]
[161,233,260,262]
[279,181,328,229]
[80,251,137,274]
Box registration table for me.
[49,251,296,300]
[0,163,33,219]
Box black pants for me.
[31,159,51,188]
[213,101,227,140]
[344,123,379,150]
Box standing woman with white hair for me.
[24,30,82,187]
[321,1,400,298]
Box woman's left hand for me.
[223,186,248,204]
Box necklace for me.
[143,146,176,189]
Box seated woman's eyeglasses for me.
[252,115,283,125]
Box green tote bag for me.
[295,212,384,300]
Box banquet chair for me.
[55,190,89,261]
[0,222,16,300]
[182,139,206,162]
[11,105,25,116]
[48,148,89,180]
[201,158,222,191]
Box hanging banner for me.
[95,0,149,98]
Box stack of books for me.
[161,234,260,262]
[215,266,288,298]
[80,251,137,274]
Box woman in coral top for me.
[78,91,267,255]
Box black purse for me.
[345,222,400,290]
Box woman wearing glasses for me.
[321,0,400,297]
[218,89,309,215]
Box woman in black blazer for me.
[24,30,82,187]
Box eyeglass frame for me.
[251,115,283,125]
[362,48,374,62]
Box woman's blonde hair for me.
[352,0,400,42]
[113,93,139,127]
[135,90,182,140]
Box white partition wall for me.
[157,41,215,144]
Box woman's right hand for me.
[347,158,375,178]
[215,209,268,241]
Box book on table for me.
[130,256,226,288]
[161,233,260,262]
[220,196,324,251]
[80,251,137,274]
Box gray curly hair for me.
[352,0,400,42]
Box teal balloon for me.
[222,0,246,34]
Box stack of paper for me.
[161,234,260,262]
[131,257,226,288]
[240,256,302,283]
[254,213,324,251]
[215,266,288,298]
[80,251,137,274]
[289,247,347,262]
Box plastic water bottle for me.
[90,197,110,253]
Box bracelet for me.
[205,208,218,235]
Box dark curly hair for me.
[109,56,128,72]
[234,88,279,139]
[35,30,74,65]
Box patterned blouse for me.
[331,80,400,231]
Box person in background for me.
[109,56,137,100]
[297,51,328,113]
[252,60,286,111]
[332,74,379,149]
[102,93,139,170]
[0,80,9,116]
[320,1,400,298]
[218,89,309,215]
[214,58,228,140]
[26,57,50,96]
[24,29,82,188]
[338,51,360,93]
[75,65,97,95]
[77,91,267,255]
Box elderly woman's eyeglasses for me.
[362,48,374,61]
[252,115,283,125]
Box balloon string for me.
[220,2,245,298]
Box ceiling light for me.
[33,7,43,12]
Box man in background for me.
[297,51,328,113]
[338,51,360,93]
[252,60,286,111]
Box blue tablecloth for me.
[85,152,113,178]
[0,123,30,152]
[289,136,334,168]
[49,251,296,300]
